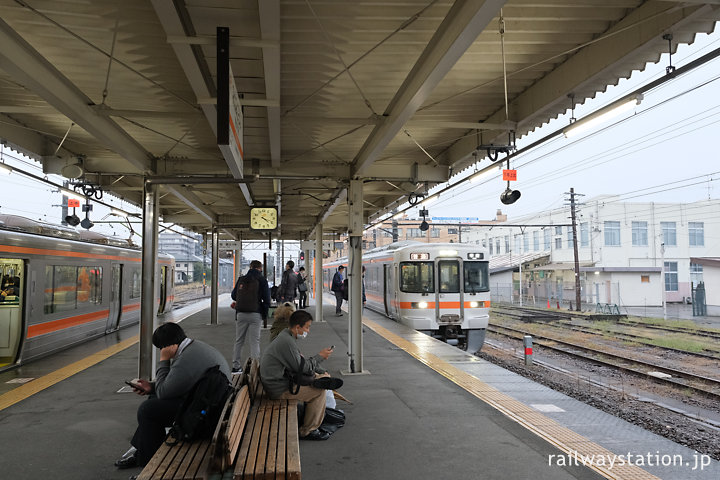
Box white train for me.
[324,241,490,352]
[0,214,174,370]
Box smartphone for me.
[329,345,335,350]
[125,380,142,390]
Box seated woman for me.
[0,285,16,301]
[269,302,296,341]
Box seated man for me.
[0,285,15,301]
[260,310,334,440]
[115,322,231,469]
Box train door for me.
[157,266,168,314]
[435,258,461,321]
[106,264,122,333]
[383,263,391,316]
[0,259,24,367]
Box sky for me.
[1,25,720,248]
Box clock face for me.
[250,207,277,230]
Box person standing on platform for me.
[115,323,231,469]
[278,260,299,304]
[297,266,308,309]
[230,260,270,373]
[331,265,345,316]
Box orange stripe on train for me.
[399,301,490,309]
[27,310,110,338]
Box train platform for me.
[0,296,717,480]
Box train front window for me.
[464,261,489,293]
[438,260,460,293]
[399,262,433,293]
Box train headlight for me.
[469,301,479,308]
[467,252,484,260]
[414,301,429,309]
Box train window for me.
[49,265,78,313]
[76,266,103,307]
[438,261,460,293]
[399,262,433,293]
[464,262,489,293]
[130,269,141,298]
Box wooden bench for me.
[233,359,301,480]
[136,374,248,480]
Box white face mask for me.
[299,331,308,339]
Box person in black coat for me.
[331,265,345,316]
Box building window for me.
[431,228,440,238]
[555,237,562,249]
[641,275,650,283]
[631,221,648,246]
[604,221,620,246]
[515,236,521,253]
[489,240,493,255]
[504,236,510,253]
[566,226,574,249]
[543,229,551,250]
[580,222,589,247]
[664,261,678,291]
[690,263,703,286]
[689,222,704,246]
[407,228,424,238]
[448,228,458,235]
[523,233,529,251]
[533,231,539,251]
[555,226,562,235]
[496,238,501,254]
[661,222,676,247]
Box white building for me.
[464,197,719,308]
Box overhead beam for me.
[0,17,151,172]
[259,0,281,169]
[166,34,279,49]
[350,0,507,178]
[197,96,280,108]
[151,0,254,207]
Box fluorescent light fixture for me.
[422,195,438,206]
[60,187,85,202]
[0,163,11,175]
[564,95,643,138]
[111,208,128,218]
[469,165,500,183]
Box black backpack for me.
[165,365,232,445]
[232,274,260,312]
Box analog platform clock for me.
[249,207,278,230]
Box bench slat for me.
[227,386,251,465]
[253,404,273,479]
[275,402,287,477]
[286,400,301,480]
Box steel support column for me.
[139,182,159,379]
[210,226,219,325]
[315,224,324,323]
[347,180,364,373]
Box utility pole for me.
[568,188,582,312]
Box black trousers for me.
[298,291,307,308]
[334,291,344,314]
[131,396,184,465]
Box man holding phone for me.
[115,323,230,470]
[260,310,340,441]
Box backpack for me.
[166,365,232,445]
[342,279,349,300]
[233,274,259,312]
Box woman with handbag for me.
[297,267,308,309]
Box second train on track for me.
[324,241,490,352]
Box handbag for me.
[286,356,315,395]
[298,282,308,292]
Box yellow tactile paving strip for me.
[364,318,659,480]
[0,336,139,412]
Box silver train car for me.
[0,214,174,370]
[324,241,490,352]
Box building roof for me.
[690,257,720,268]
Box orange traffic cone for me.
[547,299,550,308]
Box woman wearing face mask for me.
[260,310,339,440]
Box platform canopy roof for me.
[0,0,718,241]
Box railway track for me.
[487,323,720,399]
